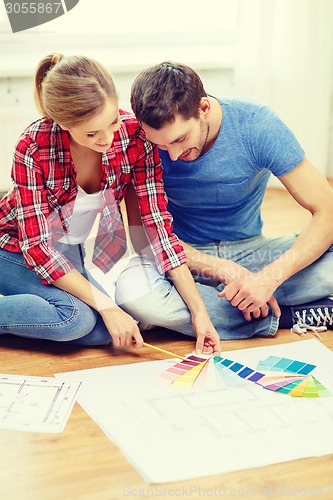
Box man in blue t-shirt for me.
[115,62,333,342]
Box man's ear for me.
[198,97,211,118]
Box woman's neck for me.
[70,140,103,194]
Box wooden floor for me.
[1,186,333,500]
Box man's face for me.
[142,113,209,162]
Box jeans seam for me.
[267,313,279,335]
[0,292,79,330]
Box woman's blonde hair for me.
[34,53,118,128]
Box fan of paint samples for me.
[157,355,211,390]
[255,355,332,397]
[157,353,332,398]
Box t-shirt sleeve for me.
[248,105,305,176]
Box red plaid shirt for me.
[0,110,186,284]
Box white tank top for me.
[59,186,102,244]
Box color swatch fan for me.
[157,355,210,390]
[157,353,332,398]
[256,355,332,397]
[213,354,332,398]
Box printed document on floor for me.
[56,339,333,483]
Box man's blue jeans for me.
[0,245,112,345]
[115,234,333,340]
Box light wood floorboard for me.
[1,185,333,500]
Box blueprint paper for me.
[0,374,81,433]
[56,339,333,482]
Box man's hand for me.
[218,271,281,320]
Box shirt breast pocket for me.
[217,179,250,206]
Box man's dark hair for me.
[131,62,207,129]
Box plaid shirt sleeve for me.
[131,127,187,274]
[11,134,74,284]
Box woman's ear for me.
[57,123,69,131]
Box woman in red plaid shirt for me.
[0,53,220,354]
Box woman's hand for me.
[53,270,143,349]
[192,311,221,356]
[100,306,143,348]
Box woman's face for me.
[66,99,121,152]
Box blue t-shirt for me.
[159,98,305,243]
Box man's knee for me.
[115,265,192,328]
[115,260,166,306]
[115,275,173,322]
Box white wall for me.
[0,24,236,190]
[1,0,333,193]
[235,0,333,179]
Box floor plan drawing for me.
[0,374,81,433]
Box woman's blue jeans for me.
[115,234,333,340]
[0,245,112,345]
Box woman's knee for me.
[41,296,98,341]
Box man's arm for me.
[179,241,250,284]
[125,183,280,320]
[124,182,155,258]
[180,240,280,320]
[220,158,333,313]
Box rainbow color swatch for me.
[213,355,332,398]
[157,355,210,390]
[256,355,332,398]
[158,353,332,398]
